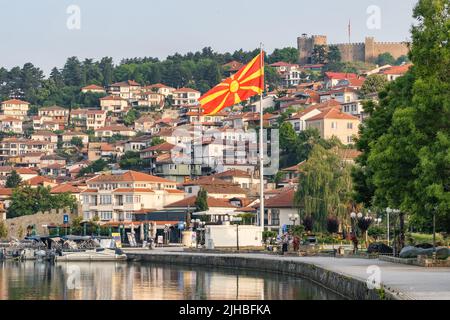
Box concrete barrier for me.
[127,252,401,300]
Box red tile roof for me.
[51,184,82,194]
[1,99,30,105]
[25,175,54,186]
[110,80,140,87]
[325,72,358,80]
[165,195,235,208]
[223,61,244,71]
[269,61,299,68]
[88,170,177,184]
[382,64,412,75]
[82,84,105,90]
[213,169,251,178]
[307,106,359,121]
[173,87,200,94]
[257,188,297,208]
[112,188,154,193]
[0,188,13,196]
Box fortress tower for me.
[297,35,409,64]
[297,34,327,65]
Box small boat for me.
[56,248,127,262]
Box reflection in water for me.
[0,261,343,300]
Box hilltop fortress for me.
[297,35,410,64]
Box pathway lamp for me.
[433,206,437,261]
[288,213,299,226]
[232,217,243,251]
[386,207,392,246]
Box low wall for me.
[380,255,450,267]
[5,210,77,239]
[128,253,402,300]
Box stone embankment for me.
[127,251,402,300]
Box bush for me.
[291,225,304,237]
[302,216,314,232]
[263,231,277,242]
[326,216,339,234]
[368,225,385,240]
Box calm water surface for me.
[0,261,344,300]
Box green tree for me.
[353,0,450,240]
[279,122,298,152]
[360,74,389,96]
[151,137,165,146]
[123,109,139,126]
[295,145,353,232]
[311,45,328,64]
[327,45,342,64]
[376,52,396,66]
[70,136,84,148]
[195,188,209,212]
[5,170,22,188]
[395,55,410,66]
[77,159,108,177]
[6,186,77,218]
[119,151,143,170]
[268,47,299,64]
[0,220,8,239]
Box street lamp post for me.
[386,207,392,246]
[288,213,299,227]
[433,206,437,260]
[232,217,243,251]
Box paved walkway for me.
[126,248,450,300]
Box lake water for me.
[0,261,344,300]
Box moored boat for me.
[56,248,127,262]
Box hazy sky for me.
[0,0,418,73]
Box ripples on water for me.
[0,261,344,300]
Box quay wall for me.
[127,252,403,300]
[6,210,77,238]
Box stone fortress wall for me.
[297,35,410,64]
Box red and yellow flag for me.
[198,52,264,115]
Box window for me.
[100,195,112,205]
[83,211,90,220]
[294,122,300,131]
[347,136,353,143]
[126,195,134,203]
[331,121,337,129]
[100,211,113,221]
[271,209,280,226]
[347,122,353,129]
[126,212,133,220]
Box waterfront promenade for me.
[126,248,450,300]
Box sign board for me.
[63,215,69,224]
[127,232,137,247]
[157,235,164,245]
[111,232,122,248]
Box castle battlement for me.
[297,34,410,64]
[332,42,365,47]
[375,41,410,45]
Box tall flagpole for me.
[259,42,264,232]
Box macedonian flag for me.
[199,52,264,115]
